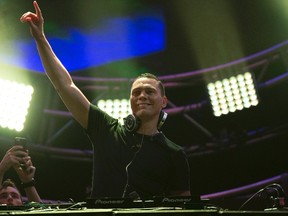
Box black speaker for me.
[124,111,168,133]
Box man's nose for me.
[7,194,13,201]
[139,91,147,98]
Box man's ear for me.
[162,96,168,108]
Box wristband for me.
[21,179,35,188]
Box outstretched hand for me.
[20,1,44,40]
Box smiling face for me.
[130,76,167,123]
[0,186,23,206]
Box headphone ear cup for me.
[157,111,168,129]
[124,114,141,133]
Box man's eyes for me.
[0,193,8,199]
[0,193,20,199]
[11,193,20,199]
[132,90,140,96]
[132,90,155,96]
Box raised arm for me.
[20,1,90,129]
[14,156,41,203]
[0,146,28,187]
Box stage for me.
[0,208,288,216]
[0,206,288,216]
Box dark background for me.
[1,0,288,205]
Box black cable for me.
[238,183,286,210]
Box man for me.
[0,145,41,205]
[0,179,24,206]
[20,1,191,199]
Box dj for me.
[20,1,191,199]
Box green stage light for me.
[0,78,34,132]
[207,72,259,117]
[97,99,131,124]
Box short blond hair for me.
[134,73,165,96]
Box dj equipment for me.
[86,195,205,209]
[1,196,288,215]
[124,111,168,133]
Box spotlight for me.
[97,99,131,124]
[0,78,34,131]
[207,72,259,117]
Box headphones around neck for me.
[124,111,168,133]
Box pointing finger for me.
[33,1,42,19]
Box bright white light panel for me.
[0,79,34,131]
[207,72,259,117]
[97,99,131,124]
